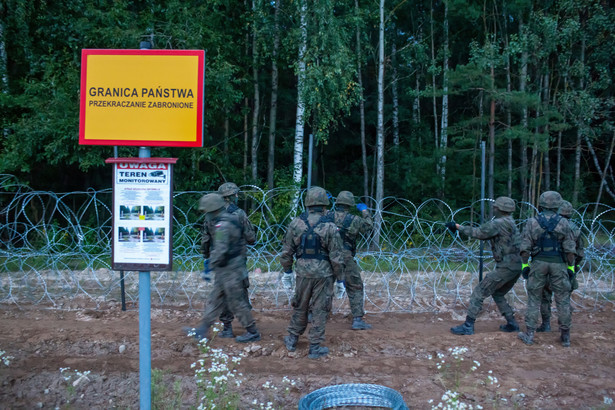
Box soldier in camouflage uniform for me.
[518,191,576,347]
[329,190,373,330]
[536,200,585,333]
[210,182,257,338]
[280,186,345,359]
[447,196,523,335]
[186,193,260,343]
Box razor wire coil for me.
[298,383,409,410]
[0,173,614,312]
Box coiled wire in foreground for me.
[298,383,409,410]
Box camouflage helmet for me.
[559,200,574,217]
[304,186,329,207]
[336,191,355,207]
[218,182,239,197]
[539,191,563,210]
[494,196,515,213]
[198,193,226,213]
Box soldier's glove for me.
[567,265,576,281]
[201,259,212,282]
[335,280,346,299]
[356,203,368,212]
[521,263,530,280]
[445,221,457,234]
[281,271,295,290]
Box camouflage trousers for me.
[466,265,521,319]
[539,273,578,322]
[288,275,334,345]
[202,269,256,330]
[219,274,251,326]
[525,260,571,330]
[345,259,366,318]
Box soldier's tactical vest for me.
[535,214,564,260]
[298,213,330,261]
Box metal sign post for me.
[105,155,176,409]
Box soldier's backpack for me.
[535,213,564,259]
[298,213,330,261]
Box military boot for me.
[308,343,329,359]
[351,317,372,330]
[219,323,234,338]
[560,329,571,347]
[450,316,475,335]
[182,322,210,341]
[499,313,519,332]
[536,319,551,333]
[284,334,298,352]
[235,325,261,343]
[517,328,535,345]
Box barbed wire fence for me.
[1,173,614,314]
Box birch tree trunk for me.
[291,0,308,214]
[439,1,449,196]
[267,0,281,191]
[373,0,386,247]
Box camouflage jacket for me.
[226,203,256,246]
[568,219,585,264]
[328,209,373,258]
[279,210,345,279]
[208,211,246,270]
[458,215,521,265]
[200,204,253,259]
[520,210,576,261]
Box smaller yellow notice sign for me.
[80,49,204,147]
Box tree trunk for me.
[430,0,439,177]
[439,1,449,197]
[519,17,529,209]
[572,34,586,205]
[392,40,399,150]
[267,0,280,191]
[488,65,495,204]
[503,3,512,197]
[251,0,260,182]
[355,0,369,201]
[593,131,615,218]
[291,0,308,214]
[374,0,386,247]
[543,72,550,191]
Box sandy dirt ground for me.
[0,298,614,409]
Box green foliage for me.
[152,368,184,410]
[0,0,612,207]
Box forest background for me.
[1,0,614,213]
